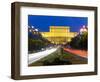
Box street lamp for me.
[29,29,32,32]
[79,25,87,34]
[35,29,38,32]
[83,25,86,29]
[31,26,34,29]
[80,28,84,34]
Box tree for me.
[70,32,88,50]
[28,31,51,52]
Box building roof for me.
[50,26,70,29]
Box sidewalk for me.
[63,48,87,58]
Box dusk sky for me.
[28,15,88,32]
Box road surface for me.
[63,48,87,58]
[28,47,58,65]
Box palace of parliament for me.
[41,26,77,44]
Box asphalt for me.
[28,47,58,65]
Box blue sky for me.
[28,15,88,32]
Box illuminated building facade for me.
[41,26,77,44]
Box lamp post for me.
[35,29,39,34]
[31,26,34,29]
[79,25,87,35]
